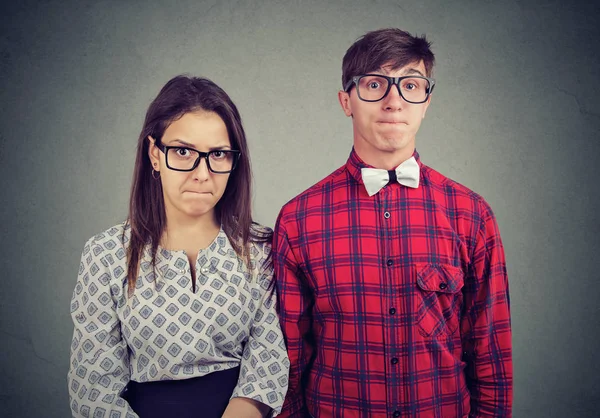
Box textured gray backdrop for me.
[1,0,599,417]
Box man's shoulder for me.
[279,164,347,217]
[423,164,494,215]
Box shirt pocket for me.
[415,263,464,338]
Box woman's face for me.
[148,111,233,223]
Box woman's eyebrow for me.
[168,138,195,147]
[165,139,232,151]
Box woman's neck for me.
[161,211,221,254]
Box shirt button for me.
[439,282,448,290]
[391,357,398,365]
[179,269,185,274]
[384,211,391,219]
[201,267,209,274]
[393,411,401,417]
[386,259,393,266]
[389,308,396,315]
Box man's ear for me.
[338,90,353,117]
[147,135,160,170]
[422,95,433,119]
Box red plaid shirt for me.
[273,149,512,418]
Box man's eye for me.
[369,82,381,89]
[402,79,423,91]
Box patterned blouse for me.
[67,222,289,417]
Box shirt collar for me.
[345,147,423,185]
[140,226,228,266]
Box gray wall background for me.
[1,0,599,416]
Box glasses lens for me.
[399,77,430,103]
[165,148,238,172]
[208,150,237,173]
[356,75,431,102]
[166,147,200,170]
[357,75,390,101]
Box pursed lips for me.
[377,120,407,124]
[184,190,212,195]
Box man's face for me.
[339,60,432,166]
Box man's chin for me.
[379,137,412,151]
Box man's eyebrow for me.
[401,68,425,76]
[377,67,426,77]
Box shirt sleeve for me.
[272,215,314,418]
[231,244,291,416]
[67,238,138,418]
[461,201,513,417]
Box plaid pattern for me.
[273,149,512,418]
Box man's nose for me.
[383,81,404,109]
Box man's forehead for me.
[378,60,426,76]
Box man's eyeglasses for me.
[344,74,435,103]
[157,144,241,174]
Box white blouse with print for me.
[67,222,289,418]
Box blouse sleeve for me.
[230,244,290,416]
[67,238,138,418]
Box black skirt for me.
[123,366,240,418]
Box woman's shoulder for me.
[77,222,130,289]
[250,222,273,238]
[249,222,274,255]
[84,220,130,254]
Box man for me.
[273,28,512,417]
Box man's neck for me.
[354,142,416,170]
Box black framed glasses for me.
[157,144,241,174]
[344,74,435,103]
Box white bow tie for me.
[360,156,420,196]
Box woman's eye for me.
[176,148,191,157]
[211,151,225,160]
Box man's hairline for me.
[345,59,432,84]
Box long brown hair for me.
[125,75,269,296]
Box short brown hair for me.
[341,28,435,88]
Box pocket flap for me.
[416,263,464,293]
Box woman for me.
[67,75,289,418]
